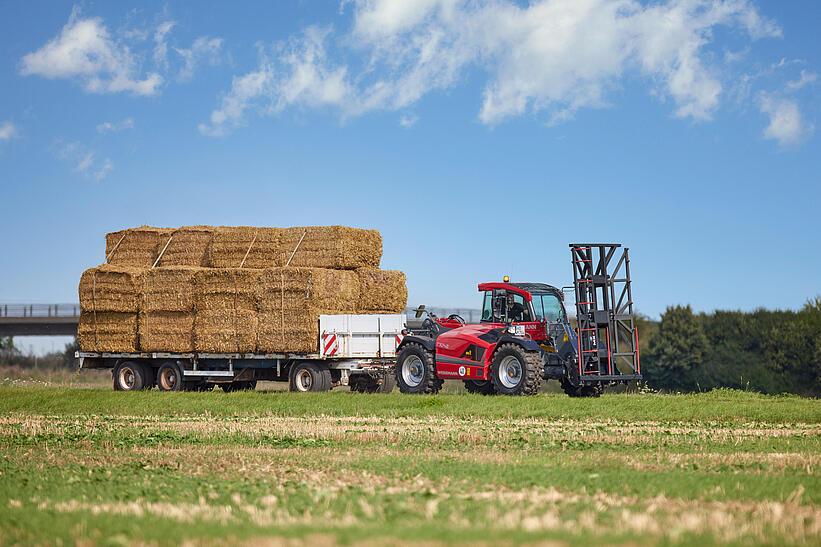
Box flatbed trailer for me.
[78,314,404,393]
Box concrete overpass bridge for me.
[0,304,80,337]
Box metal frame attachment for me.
[569,243,641,382]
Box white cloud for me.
[0,121,16,141]
[175,36,224,81]
[399,113,418,128]
[56,141,114,181]
[758,93,813,146]
[153,20,176,69]
[96,117,135,134]
[197,54,274,137]
[786,70,817,92]
[205,0,784,134]
[20,8,163,96]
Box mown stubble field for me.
[0,384,818,545]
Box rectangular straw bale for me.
[79,265,144,313]
[194,269,260,311]
[280,226,382,269]
[142,266,198,312]
[77,312,138,352]
[194,309,257,353]
[356,268,408,313]
[157,226,214,267]
[257,268,359,312]
[207,227,281,268]
[138,311,194,353]
[105,226,174,267]
[257,309,322,353]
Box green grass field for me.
[0,385,819,545]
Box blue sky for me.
[1,1,820,354]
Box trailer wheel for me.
[463,379,496,395]
[395,343,441,394]
[490,344,542,396]
[113,361,147,391]
[157,362,185,392]
[289,362,331,392]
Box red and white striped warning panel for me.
[395,333,405,347]
[321,331,339,356]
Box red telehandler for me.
[394,243,641,397]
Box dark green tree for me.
[644,305,708,391]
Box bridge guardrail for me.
[0,304,80,318]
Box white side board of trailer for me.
[319,314,405,358]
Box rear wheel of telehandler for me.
[395,343,442,394]
[156,362,185,392]
[489,344,542,396]
[463,380,496,395]
[113,361,148,391]
[289,362,331,392]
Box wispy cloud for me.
[399,113,418,128]
[56,141,114,181]
[175,36,224,81]
[96,117,134,134]
[0,121,16,141]
[786,70,817,92]
[153,20,176,70]
[203,0,786,136]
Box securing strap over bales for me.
[239,232,258,268]
[106,233,127,263]
[153,235,174,268]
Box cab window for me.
[481,291,493,321]
[507,293,532,322]
[533,294,564,323]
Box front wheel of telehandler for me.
[489,344,542,396]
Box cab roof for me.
[477,282,562,301]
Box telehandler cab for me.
[395,243,641,397]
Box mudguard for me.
[496,334,541,353]
[398,334,436,353]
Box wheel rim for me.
[159,368,177,390]
[498,355,522,388]
[402,355,425,387]
[295,369,313,391]
[118,366,135,389]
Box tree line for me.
[641,298,821,397]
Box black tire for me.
[489,344,542,396]
[350,372,396,393]
[156,362,185,392]
[463,379,496,395]
[113,361,147,391]
[561,378,604,398]
[289,362,331,392]
[141,364,156,390]
[221,380,257,392]
[395,343,442,394]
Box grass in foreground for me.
[0,387,818,545]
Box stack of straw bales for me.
[77,225,407,354]
[77,265,142,352]
[139,267,198,352]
